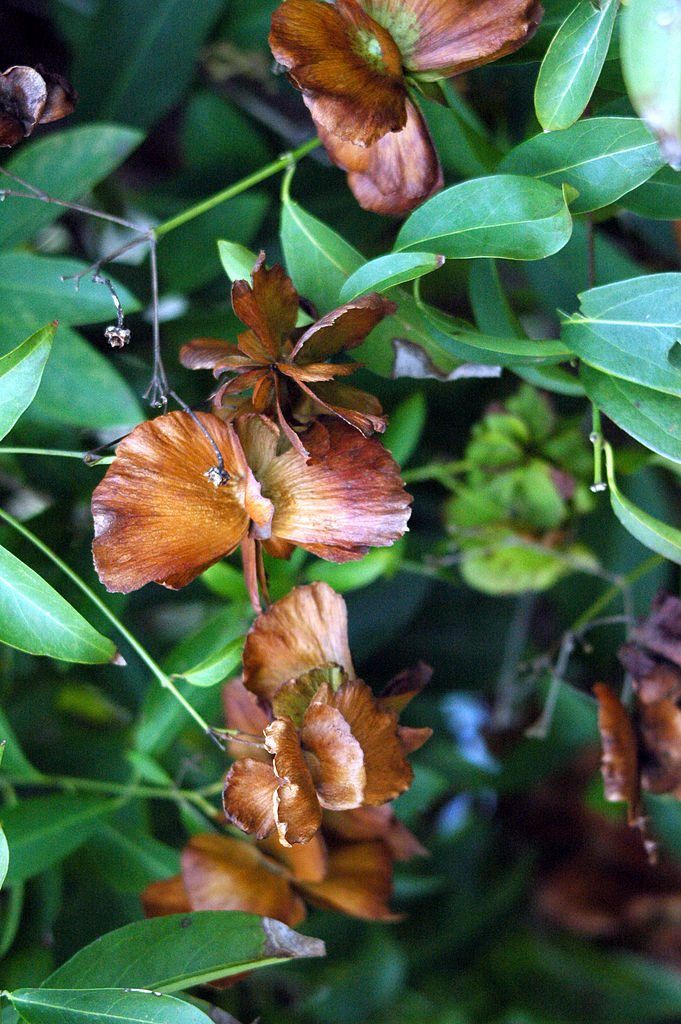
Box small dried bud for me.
[104,325,131,348]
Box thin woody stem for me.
[144,238,169,407]
[60,234,154,289]
[4,139,321,410]
[167,388,229,481]
[0,166,143,230]
[0,506,224,747]
[524,554,664,739]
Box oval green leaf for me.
[9,988,211,1024]
[339,253,445,303]
[46,912,325,992]
[621,0,681,169]
[0,545,117,664]
[175,634,244,687]
[72,0,225,129]
[469,260,584,396]
[0,125,143,249]
[623,166,681,219]
[535,0,619,131]
[604,443,681,563]
[0,825,8,893]
[562,273,681,396]
[0,744,8,892]
[0,324,54,440]
[395,176,573,261]
[382,392,427,467]
[281,196,466,376]
[582,364,681,462]
[417,295,571,368]
[218,239,259,282]
[500,118,663,214]
[305,544,403,593]
[2,796,114,885]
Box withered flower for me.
[180,253,393,457]
[0,65,76,148]
[221,583,432,846]
[142,819,416,927]
[511,754,681,965]
[92,413,410,606]
[593,683,642,830]
[618,591,681,797]
[269,0,542,214]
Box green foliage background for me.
[0,0,680,1022]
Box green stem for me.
[154,138,321,239]
[0,507,217,742]
[590,405,605,490]
[571,553,664,635]
[2,771,223,817]
[0,447,94,461]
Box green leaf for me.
[0,706,40,782]
[218,240,259,282]
[72,0,225,129]
[416,295,571,368]
[84,825,180,894]
[526,219,645,317]
[181,90,273,186]
[621,0,681,169]
[24,326,142,430]
[158,194,269,293]
[339,253,445,302]
[0,746,8,892]
[281,196,468,376]
[174,635,244,687]
[459,540,598,596]
[0,255,140,352]
[420,86,501,179]
[623,165,681,219]
[499,118,663,214]
[0,125,143,249]
[383,392,427,467]
[604,443,681,563]
[581,364,681,462]
[534,0,619,131]
[305,544,404,593]
[562,273,681,395]
[135,605,248,756]
[395,176,573,261]
[2,796,114,885]
[0,545,117,664]
[9,988,212,1024]
[512,363,586,397]
[0,324,54,440]
[45,912,325,992]
[469,260,584,396]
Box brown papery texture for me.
[270,0,406,146]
